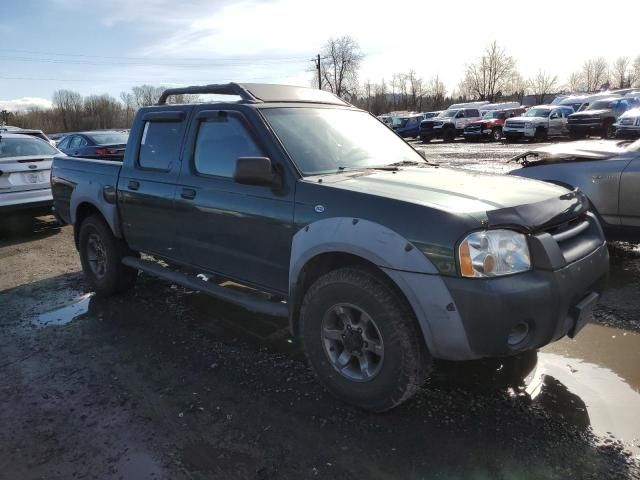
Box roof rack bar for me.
[156,83,258,105]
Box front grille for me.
[568,117,600,125]
[542,213,602,264]
[506,121,525,129]
[620,118,635,125]
[421,121,434,129]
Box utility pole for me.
[316,54,322,90]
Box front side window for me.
[194,114,262,178]
[138,121,182,170]
[262,107,425,175]
[525,108,551,118]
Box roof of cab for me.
[157,83,349,107]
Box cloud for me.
[0,97,53,112]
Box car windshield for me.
[587,100,614,110]
[524,108,551,118]
[439,110,458,118]
[262,107,425,175]
[483,111,505,119]
[86,132,129,145]
[0,136,59,158]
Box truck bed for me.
[51,155,122,226]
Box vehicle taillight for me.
[94,147,108,156]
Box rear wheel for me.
[300,267,430,411]
[78,214,138,295]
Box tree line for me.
[3,86,199,133]
[318,37,640,115]
[3,37,640,131]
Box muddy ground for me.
[1,140,640,479]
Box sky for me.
[1,0,639,111]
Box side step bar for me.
[122,256,288,318]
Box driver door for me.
[548,109,563,136]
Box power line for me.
[0,54,311,68]
[0,48,313,63]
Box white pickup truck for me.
[503,105,574,142]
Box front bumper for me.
[463,129,492,140]
[503,129,535,139]
[442,242,608,358]
[615,126,640,139]
[568,123,602,134]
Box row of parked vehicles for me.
[380,89,640,143]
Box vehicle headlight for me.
[524,122,534,129]
[458,229,531,278]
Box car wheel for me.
[300,267,430,412]
[442,128,456,142]
[79,214,138,295]
[602,122,615,139]
[534,127,547,142]
[569,130,584,140]
[491,127,502,142]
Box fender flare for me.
[288,217,472,359]
[70,181,122,238]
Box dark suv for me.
[567,97,639,139]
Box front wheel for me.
[491,127,502,142]
[300,267,431,411]
[442,128,456,142]
[78,214,138,295]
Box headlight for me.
[524,122,534,129]
[458,229,531,278]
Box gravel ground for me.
[1,140,639,479]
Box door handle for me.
[128,180,140,191]
[181,188,196,200]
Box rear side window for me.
[139,121,182,170]
[70,136,87,148]
[194,114,262,178]
[57,136,71,149]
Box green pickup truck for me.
[51,83,609,411]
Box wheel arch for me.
[287,218,471,359]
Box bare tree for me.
[131,85,165,108]
[120,91,135,126]
[314,36,364,98]
[634,56,640,88]
[580,57,609,92]
[426,75,447,110]
[52,89,83,131]
[407,70,424,111]
[503,72,527,104]
[462,41,516,102]
[528,70,559,104]
[567,71,585,92]
[611,57,632,89]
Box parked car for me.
[419,107,483,142]
[56,130,128,160]
[463,107,526,142]
[0,126,55,146]
[51,82,608,412]
[614,107,640,139]
[509,138,640,241]
[392,114,423,138]
[503,105,574,142]
[567,97,639,139]
[0,132,59,215]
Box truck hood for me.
[508,115,544,123]
[569,109,610,118]
[315,166,585,230]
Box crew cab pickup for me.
[568,97,638,139]
[51,83,609,412]
[503,105,575,142]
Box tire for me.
[299,267,431,412]
[442,128,456,142]
[78,214,138,295]
[534,127,547,142]
[602,122,615,139]
[569,130,584,140]
[491,127,502,142]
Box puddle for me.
[32,293,94,327]
[539,323,640,450]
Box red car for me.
[463,107,526,141]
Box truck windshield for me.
[0,136,59,158]
[439,110,458,118]
[262,108,425,175]
[587,100,614,110]
[524,108,551,118]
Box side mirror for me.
[233,157,274,186]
